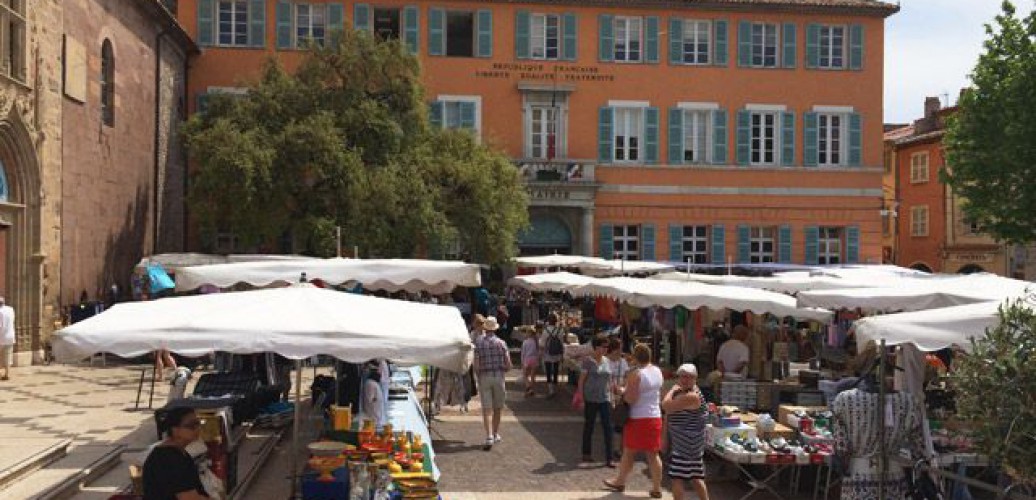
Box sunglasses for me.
[178,419,202,430]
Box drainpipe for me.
[153,30,169,255]
[181,55,190,251]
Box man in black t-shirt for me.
[143,407,210,500]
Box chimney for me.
[924,96,941,119]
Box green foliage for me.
[184,30,528,262]
[951,298,1036,485]
[943,2,1036,243]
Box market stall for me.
[853,297,1030,352]
[796,273,1031,313]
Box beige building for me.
[0,0,194,365]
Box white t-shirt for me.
[521,337,540,365]
[0,305,14,346]
[363,378,386,427]
[717,339,750,376]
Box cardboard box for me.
[759,423,796,441]
[777,405,829,426]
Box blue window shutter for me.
[599,224,614,259]
[782,23,796,68]
[669,225,683,261]
[712,109,728,165]
[668,107,683,165]
[804,226,819,264]
[459,101,476,130]
[598,107,613,163]
[736,110,751,166]
[515,11,531,59]
[328,4,345,45]
[737,21,751,67]
[806,24,820,69]
[714,20,728,66]
[196,92,211,115]
[248,0,265,47]
[847,225,860,263]
[804,112,818,167]
[669,18,684,65]
[598,15,614,62]
[645,16,660,63]
[642,224,656,261]
[429,101,444,129]
[403,6,419,54]
[781,111,795,166]
[779,224,792,263]
[276,1,292,49]
[849,113,862,166]
[563,13,577,61]
[644,107,659,164]
[711,225,725,264]
[476,10,493,58]
[849,24,864,70]
[737,225,750,264]
[197,0,214,46]
[354,4,371,31]
[428,8,444,56]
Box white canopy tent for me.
[583,260,675,277]
[135,253,315,272]
[852,299,1027,353]
[174,258,482,293]
[651,271,869,293]
[797,273,1033,313]
[507,272,596,293]
[513,255,610,270]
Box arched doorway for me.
[909,262,933,273]
[518,214,572,256]
[957,264,985,275]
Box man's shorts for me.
[478,372,506,410]
[0,345,13,368]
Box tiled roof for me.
[883,125,914,141]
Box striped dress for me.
[666,393,708,480]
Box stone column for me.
[581,207,594,256]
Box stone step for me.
[0,438,72,492]
[1,444,123,500]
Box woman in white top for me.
[604,343,664,498]
[521,327,542,396]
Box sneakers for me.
[483,437,493,451]
[493,434,502,443]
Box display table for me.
[707,447,802,500]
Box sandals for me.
[649,491,662,498]
[602,479,625,492]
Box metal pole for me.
[336,226,342,258]
[292,359,303,499]
[878,339,887,500]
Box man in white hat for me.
[473,316,511,450]
[0,297,15,381]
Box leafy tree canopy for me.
[944,1,1036,243]
[183,31,528,263]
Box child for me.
[521,326,542,397]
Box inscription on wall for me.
[475,63,616,82]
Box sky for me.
[884,0,1035,123]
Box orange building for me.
[172,0,896,265]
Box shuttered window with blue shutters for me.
[782,23,796,69]
[599,224,614,259]
[669,107,721,165]
[644,107,659,164]
[778,225,792,263]
[781,111,795,166]
[804,226,819,265]
[737,225,751,263]
[739,22,779,68]
[818,227,842,264]
[848,113,862,166]
[518,12,576,60]
[431,99,479,135]
[613,225,640,261]
[598,107,614,163]
[804,112,818,167]
[248,0,265,47]
[669,225,682,262]
[353,3,370,31]
[642,224,656,261]
[745,226,776,263]
[197,0,215,46]
[846,226,860,263]
[668,108,683,165]
[428,8,444,56]
[276,1,292,49]
[714,20,728,66]
[598,15,614,62]
[711,225,726,264]
[849,25,864,70]
[735,110,751,166]
[671,225,709,264]
[403,6,419,54]
[207,0,262,47]
[671,19,718,66]
[713,109,728,164]
[476,10,493,58]
[644,17,660,63]
[612,107,648,163]
[562,13,577,61]
[428,8,490,57]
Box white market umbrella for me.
[507,271,597,293]
[797,273,1034,313]
[174,258,482,293]
[853,298,1032,352]
[513,254,610,270]
[582,260,676,277]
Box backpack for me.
[546,329,564,356]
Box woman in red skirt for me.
[604,343,664,498]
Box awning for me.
[853,298,1032,352]
[797,273,1033,312]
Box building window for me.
[530,106,560,160]
[434,96,481,137]
[819,25,845,69]
[911,206,929,237]
[750,111,778,165]
[962,216,983,236]
[295,4,326,46]
[530,13,560,60]
[613,107,643,162]
[100,39,115,127]
[682,109,712,163]
[373,7,402,40]
[818,227,842,265]
[681,225,709,264]
[910,152,930,183]
[613,225,640,261]
[445,11,475,57]
[217,0,250,46]
[614,16,642,62]
[682,20,711,64]
[818,113,846,166]
[0,0,26,81]
[750,226,776,263]
[750,22,779,68]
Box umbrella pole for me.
[292,359,303,499]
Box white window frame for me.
[530,13,561,60]
[523,92,568,160]
[437,95,482,139]
[614,16,643,63]
[613,107,644,163]
[817,112,847,166]
[750,22,779,68]
[682,19,711,65]
[681,225,709,264]
[217,0,251,47]
[749,226,776,263]
[613,225,640,261]
[818,227,842,265]
[0,0,26,81]
[818,25,846,69]
[910,152,930,183]
[749,110,779,166]
[682,109,713,164]
[294,3,327,47]
[911,206,929,237]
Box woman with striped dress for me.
[661,364,710,500]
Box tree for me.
[951,298,1036,486]
[183,31,528,262]
[943,1,1036,243]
